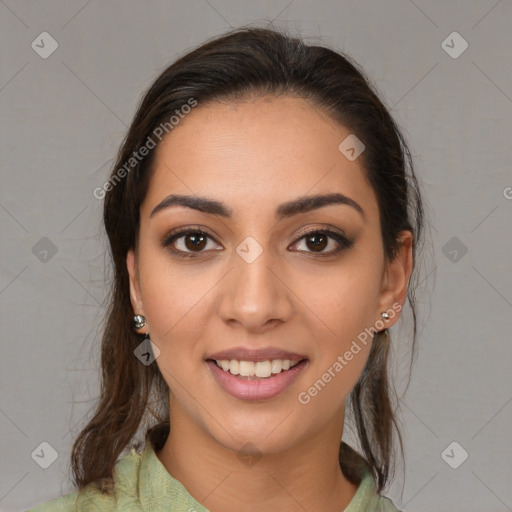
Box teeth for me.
[255,360,272,378]
[229,359,239,375]
[239,361,255,377]
[271,360,282,374]
[214,359,301,378]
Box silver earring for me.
[133,314,146,330]
[381,312,390,321]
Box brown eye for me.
[304,232,328,252]
[292,229,353,256]
[162,228,222,257]
[182,232,208,251]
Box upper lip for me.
[207,347,308,363]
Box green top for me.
[28,441,401,511]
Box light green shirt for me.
[28,441,401,511]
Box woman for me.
[29,25,426,511]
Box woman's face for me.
[127,95,411,455]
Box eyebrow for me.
[149,192,366,222]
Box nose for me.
[218,245,293,333]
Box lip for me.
[207,358,308,401]
[207,346,307,363]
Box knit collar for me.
[137,440,208,511]
[134,440,383,511]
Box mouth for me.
[210,358,304,378]
[205,349,309,401]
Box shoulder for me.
[374,495,403,512]
[27,491,79,512]
[344,469,402,512]
[27,447,144,512]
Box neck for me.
[155,404,359,512]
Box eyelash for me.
[162,225,354,259]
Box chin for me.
[204,409,306,455]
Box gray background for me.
[1,1,511,511]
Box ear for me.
[126,248,145,315]
[376,230,414,328]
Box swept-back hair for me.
[71,25,427,495]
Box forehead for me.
[143,95,378,221]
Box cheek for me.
[136,247,219,368]
[297,331,372,420]
[292,258,382,343]
[290,258,379,404]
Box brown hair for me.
[71,25,427,496]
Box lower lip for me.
[207,360,308,401]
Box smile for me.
[207,358,308,400]
[213,359,301,378]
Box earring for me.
[375,311,391,335]
[133,314,146,331]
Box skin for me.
[127,95,413,512]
